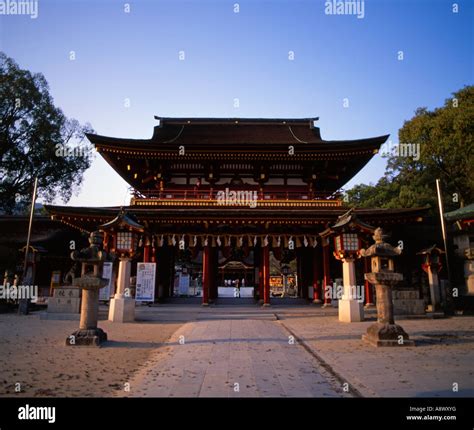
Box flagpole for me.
[435,178,453,311]
[19,177,38,315]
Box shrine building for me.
[45,117,429,306]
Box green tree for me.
[0,52,94,214]
[346,86,474,210]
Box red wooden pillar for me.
[143,239,151,263]
[262,246,271,306]
[202,245,210,306]
[322,241,332,307]
[364,256,375,306]
[312,247,322,303]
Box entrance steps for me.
[153,297,311,306]
[215,298,256,305]
[159,297,202,304]
[271,298,309,305]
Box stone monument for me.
[47,263,81,314]
[360,228,415,347]
[65,231,110,346]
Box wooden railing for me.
[131,188,343,208]
[133,188,338,200]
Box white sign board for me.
[136,262,156,302]
[178,273,190,295]
[99,262,114,301]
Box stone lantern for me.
[100,209,144,323]
[333,232,364,322]
[66,231,110,346]
[417,245,445,312]
[320,209,374,322]
[360,228,414,347]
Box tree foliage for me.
[0,52,94,214]
[346,86,474,211]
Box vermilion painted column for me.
[143,241,151,263]
[202,245,210,306]
[364,256,375,307]
[263,246,271,306]
[313,247,322,303]
[322,241,332,307]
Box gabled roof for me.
[87,117,388,149]
[86,117,389,192]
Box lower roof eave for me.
[44,205,429,233]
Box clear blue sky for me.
[1,0,472,207]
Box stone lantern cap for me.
[100,208,144,233]
[320,208,375,238]
[359,228,402,258]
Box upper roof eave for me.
[86,132,389,151]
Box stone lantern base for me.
[66,328,108,347]
[362,322,415,347]
[109,296,135,322]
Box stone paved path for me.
[279,314,474,397]
[117,319,349,397]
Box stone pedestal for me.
[339,298,364,322]
[108,296,135,322]
[362,322,414,347]
[339,259,364,322]
[66,328,107,346]
[66,277,108,346]
[108,258,135,322]
[363,272,414,347]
